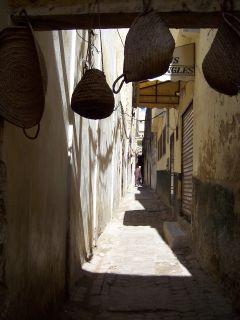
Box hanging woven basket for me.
[71,69,114,120]
[113,11,175,93]
[0,26,46,128]
[202,13,240,96]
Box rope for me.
[18,10,43,139]
[219,0,233,12]
[142,0,152,13]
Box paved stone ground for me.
[56,186,239,320]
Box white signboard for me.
[152,43,195,82]
[167,43,195,80]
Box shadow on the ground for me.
[53,186,239,320]
[55,268,238,320]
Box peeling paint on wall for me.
[198,131,216,180]
[192,28,240,310]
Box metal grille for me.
[170,134,174,198]
[182,103,193,218]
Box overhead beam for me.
[9,0,240,30]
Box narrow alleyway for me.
[56,187,238,320]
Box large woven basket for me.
[202,13,240,96]
[71,69,114,120]
[0,26,45,128]
[113,11,175,93]
[124,11,175,82]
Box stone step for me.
[163,221,188,249]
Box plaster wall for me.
[1,26,131,319]
[192,29,240,308]
[3,31,70,319]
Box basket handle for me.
[112,74,125,94]
[223,12,240,38]
[23,123,40,140]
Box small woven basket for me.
[113,11,175,93]
[202,13,240,96]
[0,26,45,128]
[71,69,114,120]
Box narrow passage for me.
[57,187,238,320]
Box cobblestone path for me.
[57,186,239,320]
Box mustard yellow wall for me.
[193,29,240,185]
[192,29,240,308]
[152,79,194,174]
[152,29,196,175]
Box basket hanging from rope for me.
[202,13,240,96]
[71,69,114,120]
[113,11,175,93]
[0,26,46,128]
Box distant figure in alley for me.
[134,165,142,187]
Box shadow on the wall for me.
[88,116,123,236]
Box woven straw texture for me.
[124,11,175,82]
[202,13,240,96]
[71,69,114,120]
[0,26,45,128]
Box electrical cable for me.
[120,102,130,140]
[76,30,100,53]
[117,29,124,47]
[122,109,166,121]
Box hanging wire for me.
[120,102,130,139]
[99,30,104,72]
[117,29,124,47]
[122,109,166,121]
[85,29,95,70]
[113,102,121,112]
[76,30,100,53]
[96,0,104,72]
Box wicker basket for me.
[124,11,175,82]
[0,26,45,128]
[202,13,240,96]
[113,11,175,93]
[71,69,114,119]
